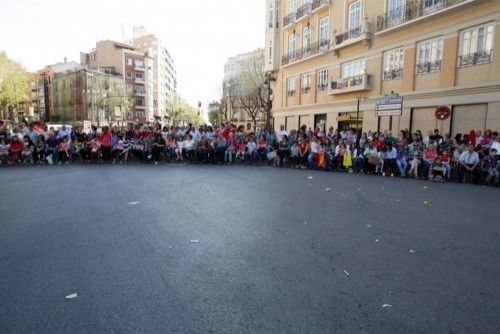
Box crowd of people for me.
[1,119,499,185]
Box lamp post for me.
[356,96,366,133]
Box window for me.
[348,0,362,31]
[303,26,312,55]
[416,37,443,74]
[127,111,133,117]
[387,0,404,25]
[136,73,144,80]
[268,41,273,64]
[304,0,312,12]
[301,74,311,94]
[127,58,133,66]
[458,24,494,67]
[268,6,274,29]
[288,33,296,59]
[342,59,366,79]
[289,0,297,15]
[317,69,329,91]
[423,0,443,13]
[287,78,296,96]
[319,17,329,49]
[135,84,144,93]
[135,59,145,68]
[383,48,404,80]
[136,98,144,106]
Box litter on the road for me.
[382,304,392,308]
[375,239,379,243]
[423,201,432,207]
[128,201,140,205]
[307,176,313,179]
[423,186,429,190]
[325,188,332,192]
[190,239,200,243]
[65,293,77,299]
[366,224,373,228]
[304,221,308,225]
[344,270,350,276]
[409,249,416,254]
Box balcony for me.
[135,105,146,110]
[382,68,403,81]
[329,73,371,95]
[134,66,145,71]
[134,89,146,97]
[332,18,372,53]
[377,0,476,34]
[458,49,493,68]
[135,78,145,84]
[283,0,331,28]
[416,60,442,75]
[282,39,329,66]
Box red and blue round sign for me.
[435,106,451,121]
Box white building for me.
[223,49,265,83]
[132,27,177,122]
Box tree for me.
[0,52,30,121]
[208,100,221,126]
[165,93,203,126]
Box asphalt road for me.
[0,165,499,333]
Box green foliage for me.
[165,93,203,126]
[208,100,221,126]
[0,52,30,118]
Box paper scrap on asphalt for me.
[382,304,392,308]
[344,270,349,276]
[409,249,416,254]
[307,176,313,179]
[366,224,373,228]
[375,239,379,243]
[325,188,332,192]
[423,201,431,207]
[304,221,308,225]
[423,186,429,190]
[128,201,140,205]
[65,293,77,299]
[190,239,200,243]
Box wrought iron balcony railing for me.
[377,0,470,32]
[332,18,371,50]
[282,39,329,66]
[329,73,371,95]
[458,49,493,68]
[416,60,442,75]
[287,90,296,97]
[382,68,403,81]
[283,0,331,27]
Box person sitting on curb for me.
[458,143,481,184]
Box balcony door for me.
[388,0,404,26]
[348,0,362,35]
[423,0,444,13]
[303,26,312,56]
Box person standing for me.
[100,126,112,162]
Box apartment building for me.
[223,49,265,124]
[270,0,500,136]
[132,27,177,122]
[81,41,154,124]
[52,68,126,125]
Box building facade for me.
[271,0,500,136]
[52,69,126,125]
[132,27,177,122]
[81,41,154,124]
[223,49,265,125]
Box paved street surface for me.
[1,165,499,333]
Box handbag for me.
[368,156,378,165]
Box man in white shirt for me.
[458,143,481,183]
[308,138,320,169]
[491,135,500,156]
[276,125,289,143]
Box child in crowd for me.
[484,148,499,184]
[58,136,70,164]
[0,137,10,164]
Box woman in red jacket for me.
[100,126,112,162]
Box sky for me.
[0,0,265,107]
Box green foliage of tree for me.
[0,52,30,120]
[208,100,221,126]
[165,93,203,126]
